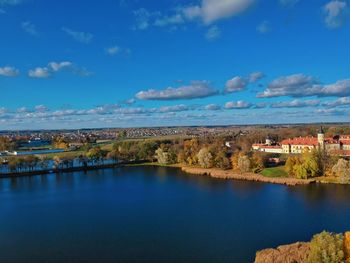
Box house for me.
[253,127,350,156]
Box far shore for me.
[1,161,348,186]
[180,166,315,186]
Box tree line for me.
[1,136,350,183]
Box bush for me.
[306,231,344,263]
[332,159,350,183]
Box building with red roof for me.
[252,127,350,156]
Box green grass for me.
[261,166,288,178]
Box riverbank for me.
[254,231,350,263]
[0,161,147,179]
[180,166,315,186]
[1,161,344,186]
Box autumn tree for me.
[155,144,177,165]
[332,159,350,183]
[53,137,69,149]
[214,150,231,169]
[86,146,106,164]
[286,150,322,179]
[197,148,213,168]
[306,231,344,263]
[285,156,301,177]
[231,152,241,172]
[0,137,13,151]
[238,155,251,173]
[251,152,269,173]
[183,139,199,165]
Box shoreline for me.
[0,161,144,179]
[0,162,346,186]
[179,166,315,186]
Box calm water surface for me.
[1,166,350,262]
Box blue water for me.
[1,166,350,262]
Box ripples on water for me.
[1,166,350,262]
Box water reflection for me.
[1,167,350,263]
[287,184,350,205]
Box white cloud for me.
[271,99,320,108]
[134,0,255,30]
[258,74,350,98]
[249,71,265,83]
[0,66,19,77]
[257,20,271,34]
[254,102,268,109]
[154,13,184,27]
[16,107,30,113]
[28,67,51,78]
[133,8,155,30]
[257,74,320,98]
[28,61,91,78]
[62,27,93,43]
[225,76,247,93]
[123,98,136,105]
[35,105,49,112]
[225,72,264,93]
[157,104,189,113]
[21,21,38,36]
[48,61,73,72]
[324,0,349,29]
[106,46,120,56]
[136,81,218,100]
[184,0,256,24]
[0,107,7,115]
[321,79,350,96]
[205,25,221,41]
[182,6,202,20]
[205,104,221,110]
[315,108,348,116]
[105,46,130,56]
[323,97,350,108]
[225,100,252,109]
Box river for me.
[1,166,350,262]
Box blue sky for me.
[0,0,350,129]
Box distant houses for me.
[253,128,350,156]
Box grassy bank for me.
[261,166,288,178]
